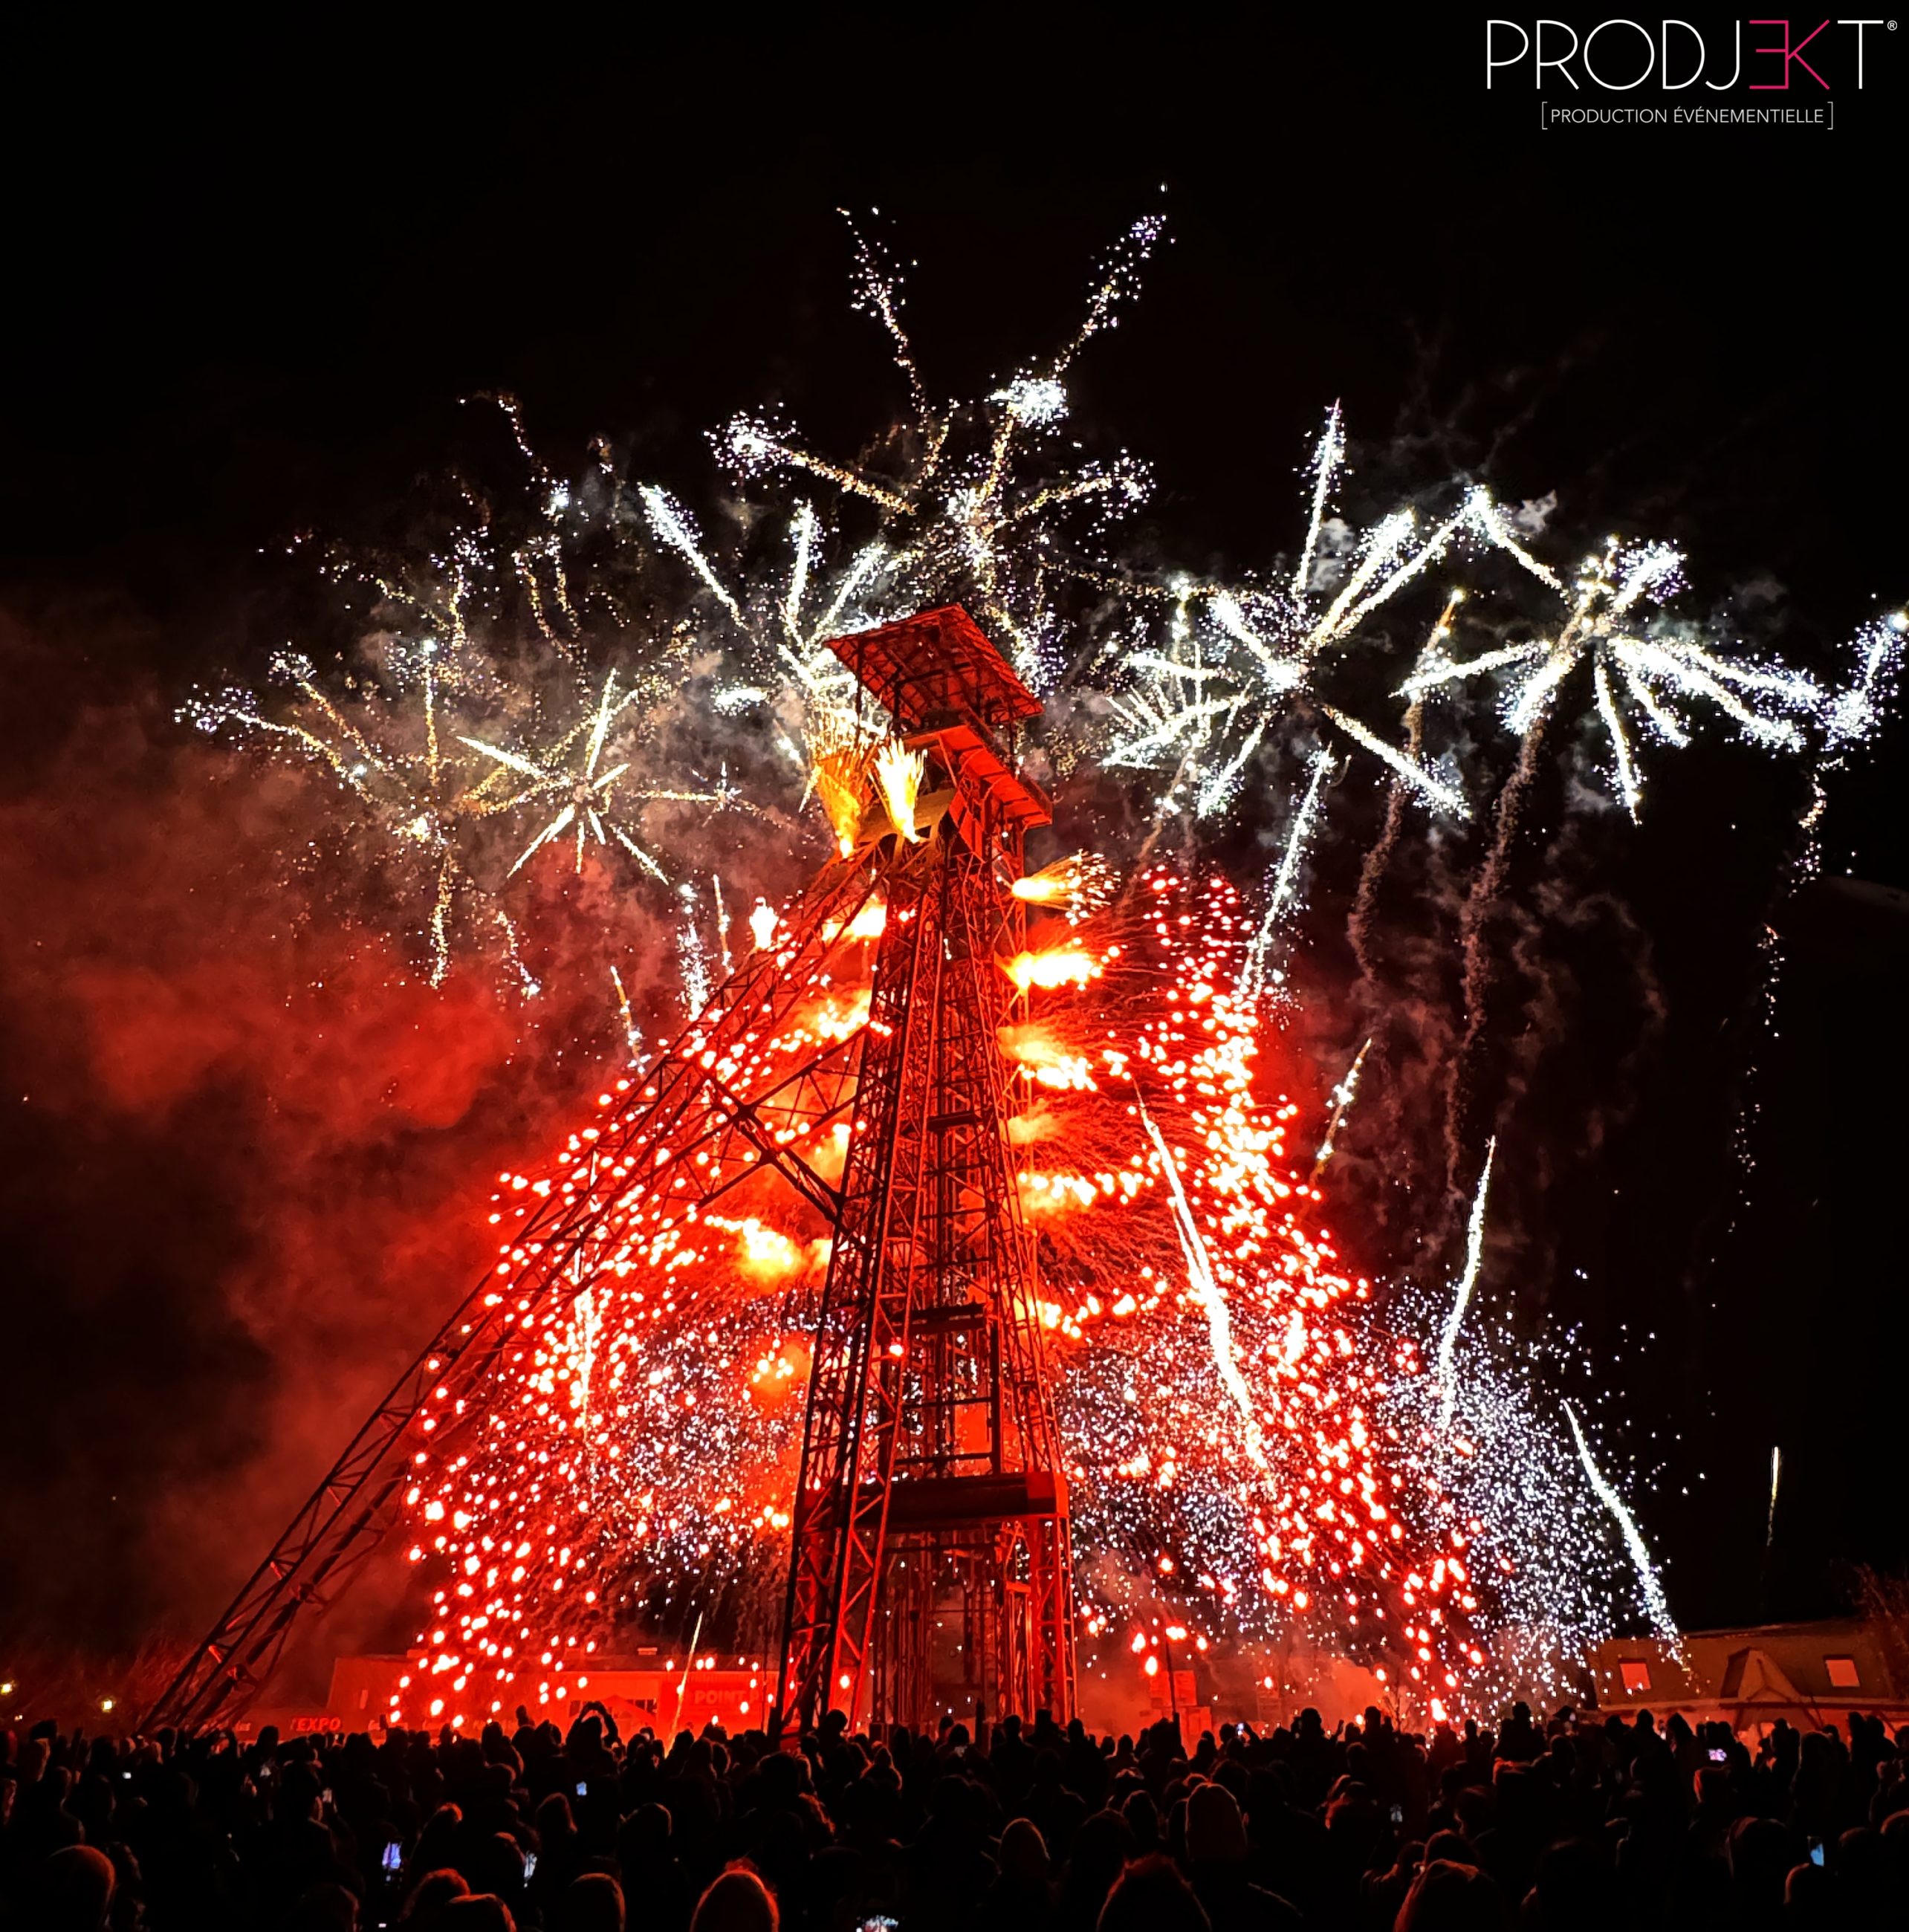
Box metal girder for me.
[704,1069,844,1224]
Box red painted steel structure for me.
[774,609,1075,1732]
[144,605,1076,1737]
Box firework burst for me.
[181,414,762,987]
[1105,408,1497,823]
[460,670,741,881]
[183,643,528,985]
[1404,535,1830,820]
[698,213,1163,697]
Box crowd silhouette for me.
[5,1697,1909,1929]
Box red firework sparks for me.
[394,864,1485,1731]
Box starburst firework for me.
[1106,407,1491,820]
[184,644,529,985]
[461,671,738,881]
[1404,537,1830,819]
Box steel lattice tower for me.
[145,604,1076,1738]
[774,609,1075,1734]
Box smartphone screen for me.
[1809,1842,1825,1867]
[382,1842,403,1874]
[575,1780,588,1798]
[524,1852,539,1879]
[1708,1748,1727,1763]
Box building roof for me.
[1588,1616,1908,1717]
[825,605,1043,733]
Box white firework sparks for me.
[183,645,525,985]
[1384,1283,1631,1710]
[1436,1138,1496,1428]
[1404,537,1829,819]
[1825,611,1907,752]
[1107,407,1486,819]
[1241,747,1336,1000]
[1310,1037,1372,1179]
[1563,1398,1680,1649]
[461,670,736,881]
[675,881,711,1015]
[1136,1095,1268,1473]
[706,213,1161,693]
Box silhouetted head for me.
[690,1866,779,1932]
[38,1846,115,1932]
[558,1873,626,1932]
[1097,1853,1210,1932]
[438,1899,516,1932]
[1185,1781,1248,1865]
[400,1870,470,1923]
[1393,1858,1504,1932]
[999,1817,1049,1886]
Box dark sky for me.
[1,13,1904,1676]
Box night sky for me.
[2,16,1903,1686]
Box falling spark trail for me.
[1563,1398,1679,1647]
[571,1286,602,1442]
[1758,1439,1784,1615]
[676,888,710,1015]
[494,910,541,998]
[610,965,644,1063]
[713,874,733,976]
[1310,1037,1372,1181]
[1346,736,1417,987]
[1291,404,1344,599]
[1436,1138,1495,1427]
[782,502,818,642]
[1135,1094,1268,1470]
[639,485,747,625]
[1594,661,1644,817]
[1445,717,1550,1190]
[1242,749,1333,999]
[677,1609,704,1716]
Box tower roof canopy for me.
[825,604,1042,733]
